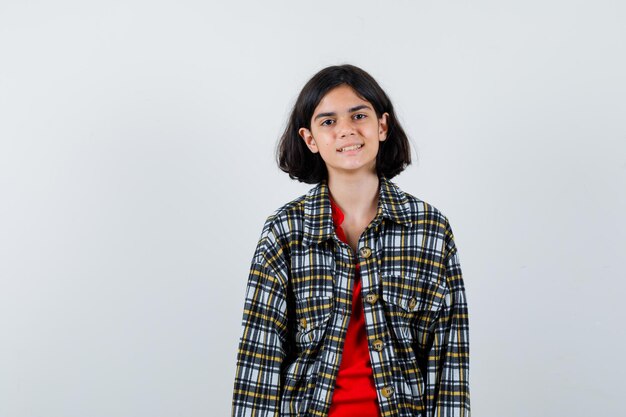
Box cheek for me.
[313,141,336,159]
[367,140,380,153]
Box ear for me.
[378,112,390,141]
[298,127,319,153]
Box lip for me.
[337,143,364,153]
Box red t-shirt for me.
[328,195,381,417]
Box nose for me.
[336,117,356,137]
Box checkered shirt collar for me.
[302,175,413,247]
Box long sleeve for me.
[428,217,471,417]
[231,252,289,416]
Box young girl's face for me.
[298,84,389,179]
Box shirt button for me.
[381,385,395,398]
[359,246,372,258]
[299,317,307,329]
[365,292,379,305]
[408,297,417,310]
[372,339,384,351]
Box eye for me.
[354,113,367,120]
[321,119,334,126]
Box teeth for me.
[339,144,362,152]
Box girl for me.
[231,64,470,417]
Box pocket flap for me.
[381,274,446,313]
[295,294,333,331]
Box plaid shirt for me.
[231,175,470,417]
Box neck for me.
[327,172,380,223]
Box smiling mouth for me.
[337,144,364,153]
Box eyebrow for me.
[313,104,373,121]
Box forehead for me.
[315,85,371,111]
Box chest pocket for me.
[294,294,333,353]
[381,273,447,346]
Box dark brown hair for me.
[276,64,412,184]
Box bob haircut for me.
[276,64,412,184]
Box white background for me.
[1,1,625,416]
